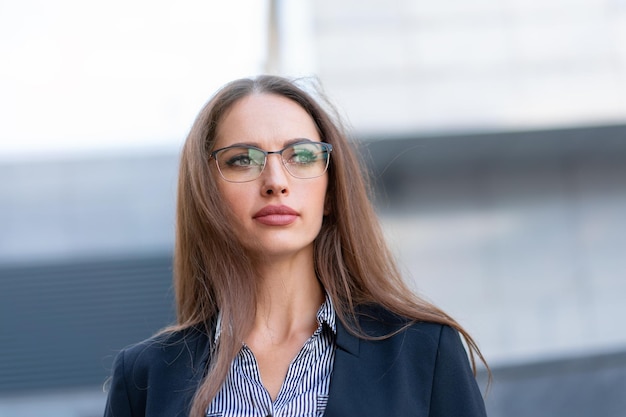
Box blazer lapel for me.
[322,310,421,417]
[323,319,363,416]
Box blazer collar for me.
[335,316,360,356]
[324,316,363,417]
[191,321,217,377]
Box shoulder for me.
[120,325,211,370]
[357,305,487,416]
[104,325,213,417]
[339,303,465,369]
[355,303,449,343]
[352,304,473,376]
[329,304,486,416]
[113,324,213,391]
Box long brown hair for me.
[172,75,488,417]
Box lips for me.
[253,205,299,226]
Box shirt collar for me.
[316,293,336,334]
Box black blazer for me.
[104,306,487,417]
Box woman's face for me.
[212,93,329,261]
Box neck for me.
[244,249,326,402]
[250,250,324,343]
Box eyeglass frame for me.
[209,140,333,183]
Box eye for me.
[226,154,252,167]
[222,148,264,168]
[285,144,320,165]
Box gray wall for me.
[0,153,178,265]
[1,124,625,417]
[369,124,626,365]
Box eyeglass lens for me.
[215,142,330,182]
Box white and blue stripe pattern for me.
[206,297,336,417]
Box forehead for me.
[214,93,321,149]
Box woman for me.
[104,75,488,417]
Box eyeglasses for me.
[210,140,333,183]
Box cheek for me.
[217,183,248,215]
[314,180,329,215]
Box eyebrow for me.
[226,138,315,149]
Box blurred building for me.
[2,1,626,416]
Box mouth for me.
[253,205,299,226]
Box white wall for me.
[311,0,626,135]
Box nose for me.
[260,154,289,196]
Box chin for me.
[254,240,315,260]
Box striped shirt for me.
[206,297,337,417]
